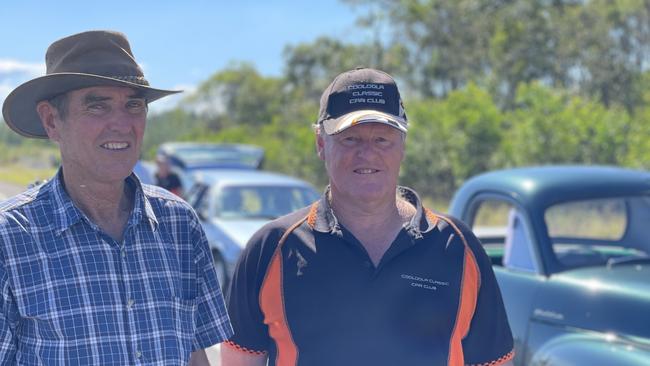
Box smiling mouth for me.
[354,168,379,174]
[101,142,130,150]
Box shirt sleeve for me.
[460,225,515,365]
[0,251,17,364]
[225,225,279,354]
[189,213,234,350]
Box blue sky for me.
[1,1,367,112]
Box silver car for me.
[185,169,320,288]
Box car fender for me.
[530,332,650,366]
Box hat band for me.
[110,75,150,86]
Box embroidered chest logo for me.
[401,273,450,291]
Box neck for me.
[61,170,134,237]
[329,189,415,232]
[329,189,416,266]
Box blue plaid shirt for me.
[0,171,233,365]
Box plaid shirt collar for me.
[48,168,158,237]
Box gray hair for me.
[47,93,69,120]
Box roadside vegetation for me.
[2,1,650,205]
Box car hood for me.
[210,218,269,248]
[534,264,650,339]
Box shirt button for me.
[121,250,126,258]
[135,350,142,358]
[127,299,134,308]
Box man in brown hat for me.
[0,30,232,365]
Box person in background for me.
[221,67,514,366]
[155,154,183,196]
[0,30,232,365]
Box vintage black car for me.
[449,166,650,366]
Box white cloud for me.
[0,83,14,102]
[148,84,196,115]
[0,59,46,110]
[0,59,45,76]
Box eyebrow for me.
[82,94,111,104]
[82,91,146,105]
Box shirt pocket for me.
[146,225,199,301]
[13,277,72,341]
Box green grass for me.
[0,164,57,187]
[422,197,449,212]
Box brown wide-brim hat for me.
[2,30,181,139]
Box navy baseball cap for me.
[317,67,408,135]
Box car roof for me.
[159,141,262,150]
[190,169,317,188]
[158,142,265,170]
[451,165,650,211]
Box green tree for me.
[503,82,630,166]
[183,63,285,130]
[283,36,403,102]
[142,109,207,158]
[402,83,503,200]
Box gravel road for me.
[0,181,24,200]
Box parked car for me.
[133,160,155,185]
[449,166,650,365]
[185,169,320,288]
[157,142,265,193]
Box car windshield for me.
[216,185,320,220]
[171,145,264,169]
[544,195,650,269]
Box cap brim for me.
[322,110,408,135]
[2,73,181,139]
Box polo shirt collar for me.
[50,168,158,235]
[311,185,436,238]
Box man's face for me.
[317,122,405,204]
[38,86,147,185]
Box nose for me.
[355,139,377,159]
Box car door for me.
[462,193,545,366]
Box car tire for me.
[211,249,229,293]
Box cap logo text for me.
[348,84,386,105]
[347,83,385,90]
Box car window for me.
[545,198,626,240]
[185,184,208,209]
[545,196,649,269]
[470,200,537,271]
[216,185,319,219]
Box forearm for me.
[221,343,268,366]
[189,349,210,366]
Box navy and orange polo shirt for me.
[225,187,514,366]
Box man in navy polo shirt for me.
[222,68,514,366]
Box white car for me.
[185,169,320,288]
[133,160,155,185]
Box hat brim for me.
[2,73,181,139]
[322,110,408,135]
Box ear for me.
[36,101,61,141]
[316,132,326,161]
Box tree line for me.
[3,0,650,202]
